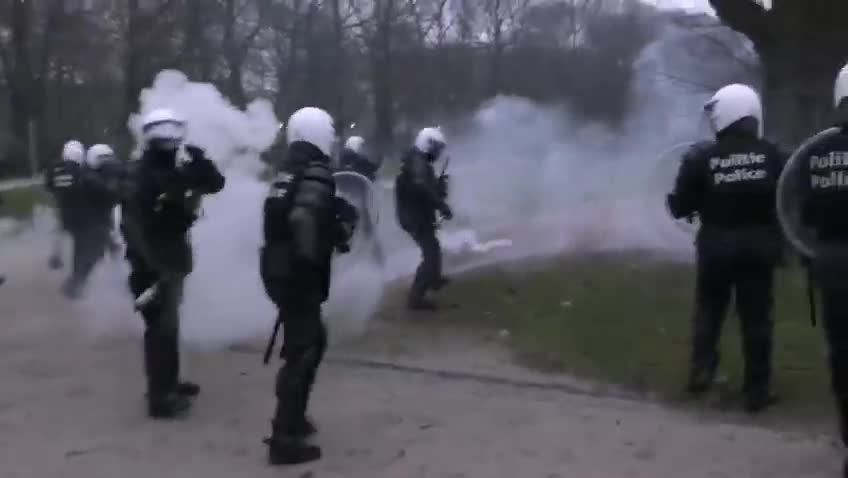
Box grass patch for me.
[0,186,51,219]
[405,252,831,417]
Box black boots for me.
[175,381,201,397]
[743,392,778,414]
[265,436,321,465]
[685,367,714,397]
[407,295,438,311]
[432,276,451,291]
[147,382,199,419]
[148,392,192,419]
[294,416,317,437]
[264,419,321,466]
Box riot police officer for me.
[336,135,383,263]
[792,63,848,475]
[338,136,380,181]
[60,144,122,299]
[45,140,86,270]
[260,107,357,465]
[395,127,452,310]
[666,84,786,413]
[121,108,225,418]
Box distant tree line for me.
[0,0,660,176]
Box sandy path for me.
[0,262,843,478]
[0,199,843,477]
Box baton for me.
[134,283,159,311]
[806,265,817,327]
[263,318,282,365]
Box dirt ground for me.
[0,201,845,478]
[0,257,844,478]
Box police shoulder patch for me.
[267,172,295,199]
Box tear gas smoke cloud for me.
[2,24,715,350]
[422,33,713,271]
[80,70,390,348]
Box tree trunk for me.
[371,0,396,159]
[8,0,33,164]
[330,0,346,128]
[759,43,845,146]
[124,0,142,149]
[710,0,848,146]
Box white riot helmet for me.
[141,108,186,151]
[85,144,115,169]
[62,140,85,164]
[344,136,366,154]
[835,63,848,108]
[703,84,763,138]
[414,127,446,158]
[286,107,336,156]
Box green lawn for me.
[387,252,832,417]
[0,186,51,219]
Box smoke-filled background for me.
[0,0,840,351]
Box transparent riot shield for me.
[777,126,845,259]
[333,171,380,258]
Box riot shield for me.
[652,141,701,235]
[776,126,844,259]
[333,171,380,255]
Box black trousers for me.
[407,228,442,300]
[269,268,328,437]
[360,213,384,264]
[813,252,848,446]
[65,225,111,293]
[128,257,185,400]
[689,239,775,398]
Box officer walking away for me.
[395,127,453,310]
[666,84,786,413]
[338,136,381,181]
[60,144,122,299]
[45,140,86,270]
[260,107,357,465]
[97,145,129,254]
[121,108,225,419]
[337,135,384,263]
[795,63,848,476]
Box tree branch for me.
[709,0,771,47]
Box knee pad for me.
[276,342,323,394]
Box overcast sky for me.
[651,0,772,14]
[650,0,713,13]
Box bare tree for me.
[710,0,848,144]
[219,0,269,108]
[480,0,530,96]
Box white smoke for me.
[2,23,717,349]
[79,70,391,348]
